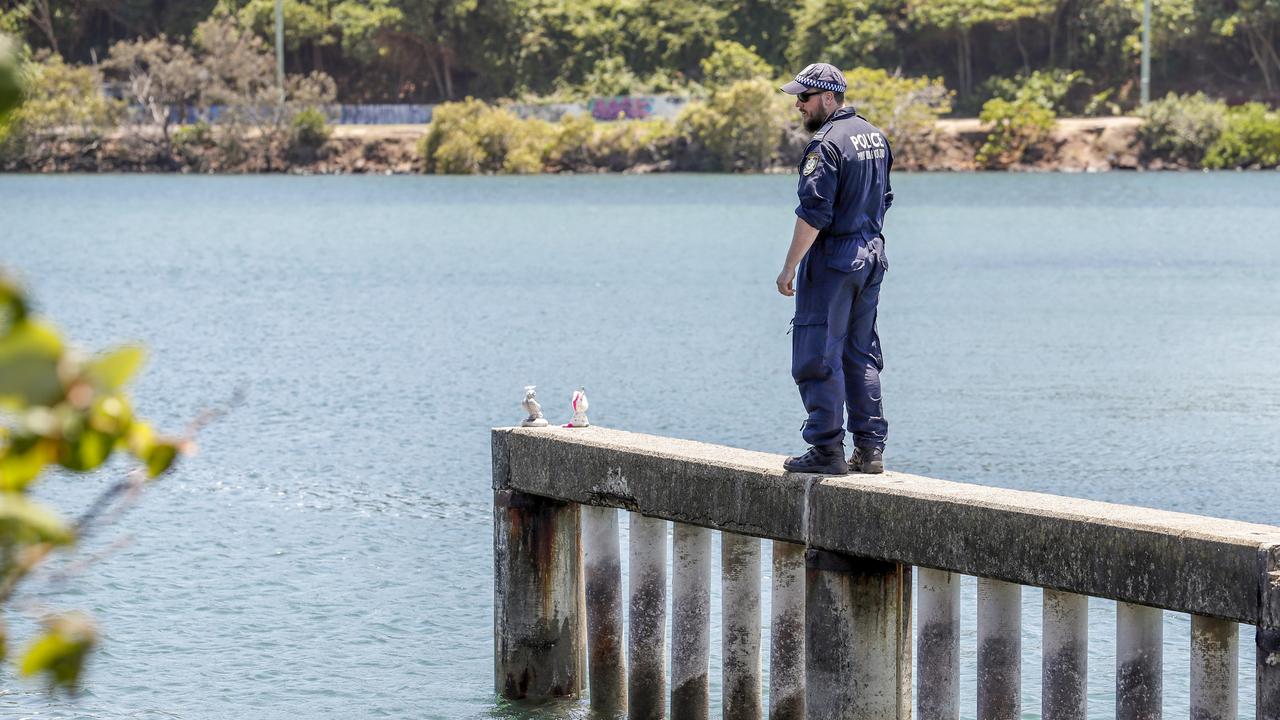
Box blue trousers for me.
[791,235,888,450]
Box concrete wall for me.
[493,426,1280,626]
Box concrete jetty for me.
[492,425,1280,718]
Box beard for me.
[803,104,832,132]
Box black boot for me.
[783,444,849,474]
[849,446,884,474]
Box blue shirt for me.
[795,107,894,247]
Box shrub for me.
[591,119,677,170]
[976,96,1056,168]
[548,112,596,168]
[1138,92,1228,166]
[0,52,122,164]
[289,106,331,150]
[980,69,1087,115]
[1204,102,1280,169]
[677,78,789,171]
[844,67,951,144]
[419,98,553,174]
[172,120,216,169]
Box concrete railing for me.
[492,426,1280,719]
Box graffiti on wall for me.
[588,96,656,120]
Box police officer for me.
[776,63,893,475]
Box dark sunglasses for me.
[796,89,827,102]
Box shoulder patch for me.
[802,152,819,176]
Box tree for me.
[101,36,202,166]
[717,0,792,70]
[787,0,903,73]
[1214,0,1280,95]
[102,15,336,171]
[907,0,1054,97]
[700,40,772,86]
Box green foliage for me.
[19,614,95,691]
[1138,92,1227,165]
[579,57,646,98]
[788,0,900,71]
[330,0,403,64]
[907,0,1054,31]
[844,67,952,142]
[0,33,19,125]
[699,40,771,86]
[547,113,676,170]
[235,0,332,52]
[976,96,1055,168]
[1204,102,1280,169]
[980,69,1086,114]
[419,98,554,174]
[0,51,122,163]
[677,77,789,171]
[0,272,188,691]
[289,107,332,149]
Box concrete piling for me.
[770,541,806,720]
[1259,626,1280,720]
[1116,602,1162,720]
[493,490,584,700]
[721,533,762,720]
[917,568,960,720]
[805,549,912,720]
[1261,544,1280,720]
[671,523,711,720]
[1042,590,1088,720]
[582,505,626,715]
[977,578,1021,720]
[627,513,668,720]
[1189,615,1236,720]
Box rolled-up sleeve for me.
[883,144,895,210]
[795,141,839,231]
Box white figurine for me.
[521,385,548,427]
[565,387,589,428]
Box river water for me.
[1,173,1278,719]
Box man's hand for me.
[776,266,796,296]
[779,218,820,297]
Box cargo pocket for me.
[790,314,833,384]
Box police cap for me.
[780,63,847,95]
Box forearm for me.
[782,216,821,270]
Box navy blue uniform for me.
[792,106,893,451]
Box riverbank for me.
[0,117,1204,174]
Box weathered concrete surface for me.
[917,568,960,720]
[721,533,762,720]
[1262,544,1280,720]
[1189,615,1236,720]
[1116,602,1162,720]
[494,426,1280,621]
[494,426,808,542]
[493,490,584,700]
[977,578,1020,720]
[770,541,806,720]
[1260,625,1280,720]
[582,506,626,715]
[804,473,1280,624]
[1042,590,1088,720]
[670,523,711,720]
[805,550,911,720]
[627,513,667,720]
